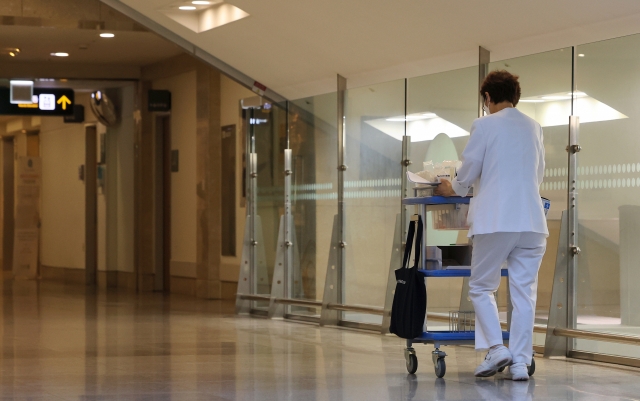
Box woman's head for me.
[480,70,521,107]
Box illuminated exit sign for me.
[0,87,74,116]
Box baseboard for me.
[40,266,236,299]
[117,271,136,290]
[41,265,85,285]
[170,276,196,296]
[43,266,136,290]
[221,281,237,300]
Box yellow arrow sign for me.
[57,95,72,110]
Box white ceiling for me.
[114,0,640,99]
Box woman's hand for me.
[434,179,457,197]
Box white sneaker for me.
[505,363,529,381]
[474,346,513,377]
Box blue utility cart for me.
[401,195,534,378]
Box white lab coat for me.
[452,107,548,237]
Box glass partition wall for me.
[406,66,478,328]
[342,80,405,325]
[488,48,573,347]
[287,93,338,318]
[238,38,640,366]
[574,34,640,358]
[248,103,286,310]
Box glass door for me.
[573,34,640,358]
[246,102,286,310]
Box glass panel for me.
[575,34,640,357]
[288,93,338,317]
[343,80,405,324]
[406,66,478,329]
[488,48,573,345]
[252,103,286,309]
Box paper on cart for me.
[407,171,438,185]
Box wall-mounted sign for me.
[64,104,85,123]
[148,89,171,112]
[252,81,267,96]
[0,87,74,116]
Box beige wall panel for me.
[40,93,97,269]
[219,74,253,283]
[152,71,198,266]
[0,0,22,16]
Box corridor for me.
[0,282,637,400]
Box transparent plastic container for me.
[431,204,470,230]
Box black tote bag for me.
[389,216,427,339]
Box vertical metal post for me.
[478,46,490,118]
[401,136,411,231]
[249,116,258,299]
[567,119,580,349]
[283,148,293,298]
[284,102,292,304]
[402,79,410,236]
[566,47,580,354]
[337,74,347,308]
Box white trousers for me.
[469,232,546,364]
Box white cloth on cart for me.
[451,107,548,238]
[469,231,546,365]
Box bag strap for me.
[412,216,423,270]
[401,218,416,269]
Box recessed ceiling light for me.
[578,54,585,57]
[50,52,69,57]
[179,5,197,10]
[192,1,210,4]
[9,52,16,57]
[541,95,571,100]
[100,33,115,38]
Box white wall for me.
[153,71,198,277]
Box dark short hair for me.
[480,70,521,106]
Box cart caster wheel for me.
[528,358,535,376]
[498,366,506,373]
[434,358,446,378]
[407,354,418,374]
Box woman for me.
[435,70,548,381]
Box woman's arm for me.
[451,121,487,196]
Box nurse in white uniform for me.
[435,70,548,381]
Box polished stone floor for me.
[1,281,639,400]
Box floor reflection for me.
[0,279,638,399]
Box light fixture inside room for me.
[50,52,69,57]
[518,91,627,127]
[162,1,249,32]
[100,33,115,38]
[368,113,470,142]
[579,54,585,57]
